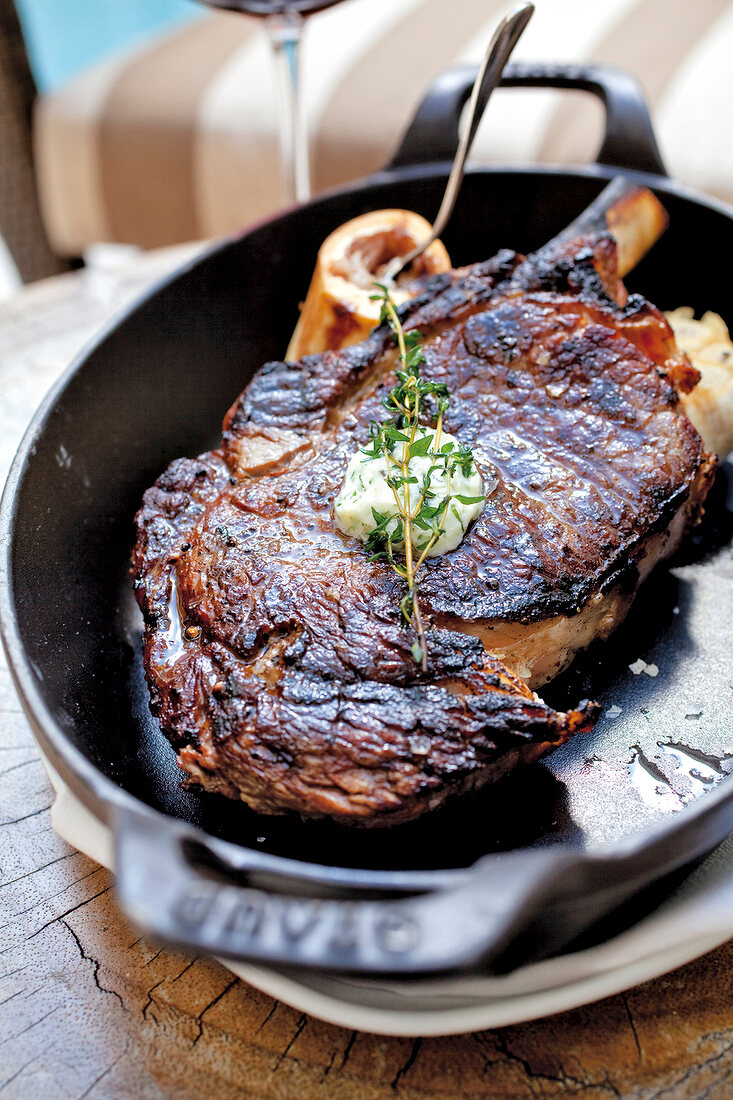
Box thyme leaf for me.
[357,284,484,671]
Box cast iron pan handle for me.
[388,60,668,178]
[115,803,564,974]
[114,795,726,974]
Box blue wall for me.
[15,0,201,92]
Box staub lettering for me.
[374,913,420,954]
[224,897,265,937]
[171,885,421,963]
[327,903,358,953]
[281,899,321,941]
[174,886,216,927]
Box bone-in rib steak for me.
[131,182,714,826]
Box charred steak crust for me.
[132,229,712,826]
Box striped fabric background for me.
[33,0,733,255]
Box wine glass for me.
[193,0,351,205]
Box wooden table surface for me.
[1,248,732,1100]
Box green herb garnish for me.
[362,283,483,671]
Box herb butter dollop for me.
[334,425,484,557]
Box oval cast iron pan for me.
[1,63,732,976]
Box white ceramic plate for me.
[48,757,733,1037]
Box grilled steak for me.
[132,182,714,826]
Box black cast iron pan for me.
[2,63,733,976]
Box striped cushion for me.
[34,0,733,256]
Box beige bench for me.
[33,0,733,257]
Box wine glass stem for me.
[265,12,310,205]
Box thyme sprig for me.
[362,283,484,671]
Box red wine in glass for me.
[195,0,352,203]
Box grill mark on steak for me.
[132,211,713,826]
[175,659,595,826]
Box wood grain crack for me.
[273,1013,308,1070]
[0,804,52,827]
[339,1029,358,1071]
[0,989,24,1008]
[0,1004,60,1045]
[391,1037,422,1091]
[12,883,113,947]
[142,946,165,967]
[141,977,167,1021]
[647,1034,733,1100]
[254,998,280,1035]
[170,957,197,984]
[0,965,28,981]
[12,865,101,918]
[0,1041,56,1093]
[0,851,77,895]
[475,1031,623,1097]
[621,991,643,1061]
[76,1041,130,1100]
[319,1049,337,1082]
[0,759,41,778]
[190,977,239,1048]
[60,918,126,1011]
